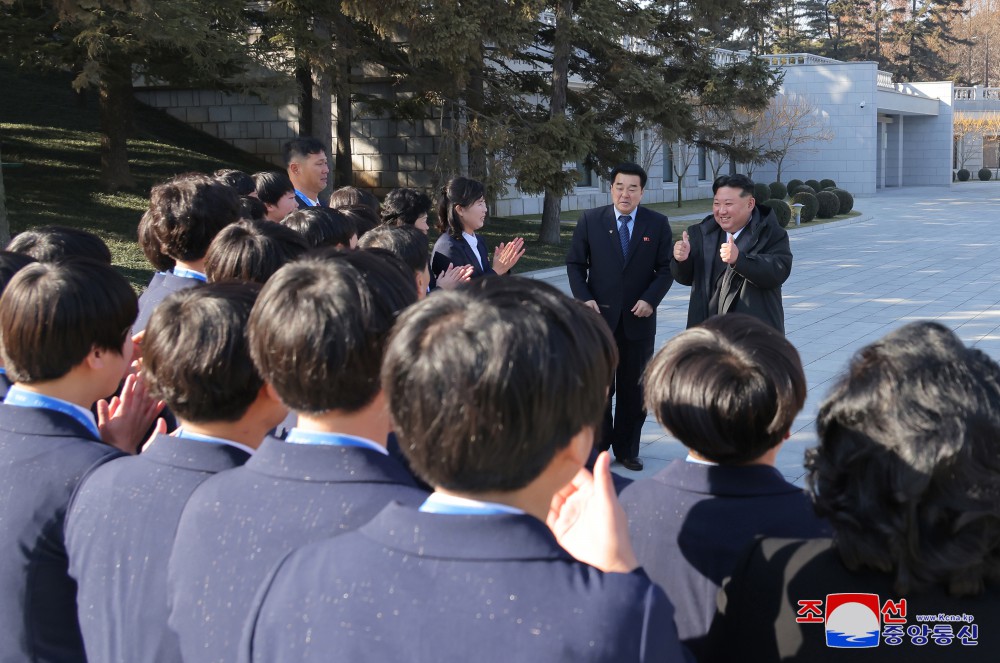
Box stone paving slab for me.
[526,182,1000,485]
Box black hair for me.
[281,208,357,249]
[6,226,113,264]
[339,205,379,239]
[380,188,432,227]
[204,218,309,284]
[145,173,240,262]
[239,195,267,222]
[610,162,647,189]
[382,276,617,492]
[328,186,380,216]
[808,321,1000,597]
[0,258,137,382]
[357,225,429,276]
[0,252,36,292]
[248,249,418,415]
[252,171,295,206]
[282,138,327,166]
[436,177,486,238]
[144,282,263,423]
[644,313,806,464]
[712,174,755,197]
[137,212,176,272]
[213,169,256,197]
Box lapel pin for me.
[643,237,651,242]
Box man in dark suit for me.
[283,137,330,208]
[566,163,673,471]
[239,277,689,663]
[167,250,428,663]
[65,283,286,663]
[620,314,829,660]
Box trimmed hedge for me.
[792,184,816,195]
[805,179,822,191]
[769,181,787,200]
[786,179,804,195]
[792,192,819,223]
[820,178,837,189]
[979,167,993,181]
[831,188,854,214]
[958,169,971,181]
[763,199,791,228]
[816,191,841,218]
[753,182,771,201]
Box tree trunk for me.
[296,61,314,137]
[466,53,487,183]
[0,144,9,247]
[332,12,353,188]
[538,0,572,246]
[98,59,135,192]
[676,175,684,208]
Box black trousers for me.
[598,319,654,460]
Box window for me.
[698,145,707,181]
[662,143,673,182]
[576,160,593,187]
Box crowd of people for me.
[0,137,996,662]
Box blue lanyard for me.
[285,428,386,454]
[4,387,100,439]
[419,494,523,516]
[0,367,5,375]
[294,189,319,207]
[171,267,207,282]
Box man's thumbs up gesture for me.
[673,230,690,262]
[720,234,739,265]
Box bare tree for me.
[954,112,1000,170]
[670,141,700,208]
[753,93,835,182]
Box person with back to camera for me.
[619,313,830,659]
[706,321,1000,662]
[430,177,525,281]
[672,173,791,333]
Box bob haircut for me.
[382,277,617,493]
[204,218,308,284]
[137,212,176,272]
[252,171,295,206]
[239,195,267,222]
[7,226,113,265]
[338,205,379,239]
[0,258,137,383]
[328,185,379,216]
[145,173,240,262]
[808,321,1000,597]
[281,208,357,249]
[144,282,263,423]
[248,249,417,415]
[436,177,486,238]
[643,313,805,464]
[380,188,432,227]
[214,169,255,197]
[357,225,429,275]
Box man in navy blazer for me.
[566,163,673,470]
[168,251,428,663]
[239,277,689,663]
[619,314,829,659]
[65,283,286,663]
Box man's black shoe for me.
[618,456,643,471]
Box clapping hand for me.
[494,237,526,275]
[436,263,474,290]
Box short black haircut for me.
[144,282,263,423]
[0,251,36,292]
[712,174,755,197]
[239,195,267,222]
[282,138,326,166]
[137,212,176,272]
[328,186,380,216]
[436,177,485,238]
[6,226,113,264]
[253,171,295,206]
[610,162,647,189]
[0,259,137,383]
[248,249,418,415]
[382,277,617,492]
[281,208,357,249]
[145,173,240,262]
[358,226,429,276]
[381,188,433,227]
[204,218,309,285]
[808,321,1000,597]
[644,313,806,464]
[339,205,379,239]
[213,169,256,197]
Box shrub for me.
[763,199,791,228]
[791,192,819,223]
[805,179,822,191]
[768,181,787,200]
[820,178,837,189]
[823,186,838,191]
[979,167,992,181]
[958,169,970,181]
[831,188,854,214]
[816,191,841,218]
[753,182,771,201]
[786,178,804,194]
[792,184,816,195]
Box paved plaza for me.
[527,182,1000,484]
